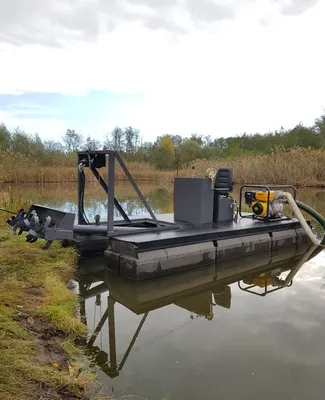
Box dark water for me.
[3,183,325,399]
[79,248,325,400]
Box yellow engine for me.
[244,273,272,287]
[245,190,282,219]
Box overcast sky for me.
[0,0,324,142]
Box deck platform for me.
[104,213,309,280]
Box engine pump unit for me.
[244,190,284,219]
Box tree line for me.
[1,113,325,170]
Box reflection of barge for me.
[8,150,315,280]
[79,243,319,378]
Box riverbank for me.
[0,231,105,400]
[2,147,325,187]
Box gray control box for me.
[174,177,213,225]
[214,196,233,222]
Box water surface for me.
[79,247,325,400]
[3,182,325,221]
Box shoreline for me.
[0,230,106,400]
[2,179,325,189]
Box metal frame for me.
[238,275,293,297]
[77,150,178,236]
[7,150,178,248]
[239,184,297,222]
[236,244,317,297]
[82,294,149,378]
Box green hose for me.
[295,200,325,259]
[296,200,325,230]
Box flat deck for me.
[109,214,303,252]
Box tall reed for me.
[179,147,325,187]
[1,147,325,187]
[0,188,31,226]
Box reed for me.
[0,188,31,227]
[1,147,325,187]
[0,154,175,184]
[179,147,325,187]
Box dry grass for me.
[0,188,31,228]
[2,147,325,186]
[0,156,176,184]
[179,147,325,187]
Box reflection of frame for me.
[238,270,293,297]
[213,286,231,309]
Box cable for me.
[0,207,16,214]
[78,164,90,225]
[115,316,200,364]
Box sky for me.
[0,0,325,142]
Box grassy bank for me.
[1,147,325,187]
[0,231,105,400]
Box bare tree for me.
[62,129,84,152]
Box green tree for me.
[0,123,10,151]
[314,114,325,145]
[189,133,204,146]
[178,140,202,165]
[285,124,320,148]
[153,136,175,170]
[10,129,45,158]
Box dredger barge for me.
[6,150,325,280]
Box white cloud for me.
[1,114,69,139]
[275,0,321,16]
[0,102,69,138]
[0,0,324,140]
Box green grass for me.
[37,275,86,335]
[0,303,86,400]
[0,231,97,400]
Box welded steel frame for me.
[239,184,297,222]
[80,292,148,379]
[238,276,293,296]
[77,150,177,235]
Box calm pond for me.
[3,183,325,399]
